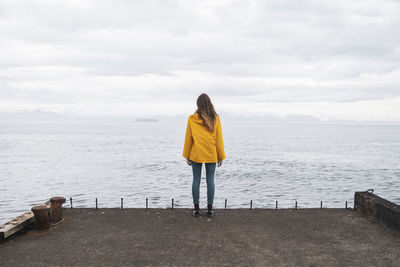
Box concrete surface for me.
[1,208,400,266]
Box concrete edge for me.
[0,201,50,241]
[354,191,400,232]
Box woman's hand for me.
[186,158,192,166]
[217,160,223,167]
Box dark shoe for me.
[193,204,201,217]
[206,204,214,217]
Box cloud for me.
[0,0,399,121]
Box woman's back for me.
[183,112,225,163]
[183,93,225,217]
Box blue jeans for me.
[191,161,216,205]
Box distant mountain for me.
[135,118,158,123]
[0,110,398,125]
[0,110,135,123]
[0,110,68,122]
[219,114,324,125]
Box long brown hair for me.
[196,93,217,132]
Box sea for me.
[1,121,399,225]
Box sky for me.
[0,0,400,121]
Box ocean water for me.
[0,121,399,225]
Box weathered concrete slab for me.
[355,191,400,232]
[0,201,50,240]
[1,209,400,266]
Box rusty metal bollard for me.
[31,205,50,230]
[49,197,66,223]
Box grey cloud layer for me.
[0,0,400,119]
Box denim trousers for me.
[191,161,216,205]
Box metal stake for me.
[172,198,174,209]
[146,198,148,209]
[70,197,73,209]
[250,200,253,210]
[225,199,227,210]
[95,198,98,209]
[295,201,297,210]
[276,200,278,210]
[121,198,123,210]
[345,201,348,209]
[320,201,323,209]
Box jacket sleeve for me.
[182,117,193,159]
[216,116,226,160]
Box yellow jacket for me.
[183,113,226,163]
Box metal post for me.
[121,198,123,210]
[49,197,66,223]
[225,199,227,210]
[172,198,174,209]
[295,201,297,210]
[70,197,73,209]
[95,198,98,209]
[276,200,278,210]
[31,206,50,230]
[146,198,148,209]
[320,201,323,209]
[250,200,253,210]
[345,201,348,209]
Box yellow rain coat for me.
[183,113,226,163]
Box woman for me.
[183,93,226,217]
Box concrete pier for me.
[1,208,400,266]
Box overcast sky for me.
[0,0,399,121]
